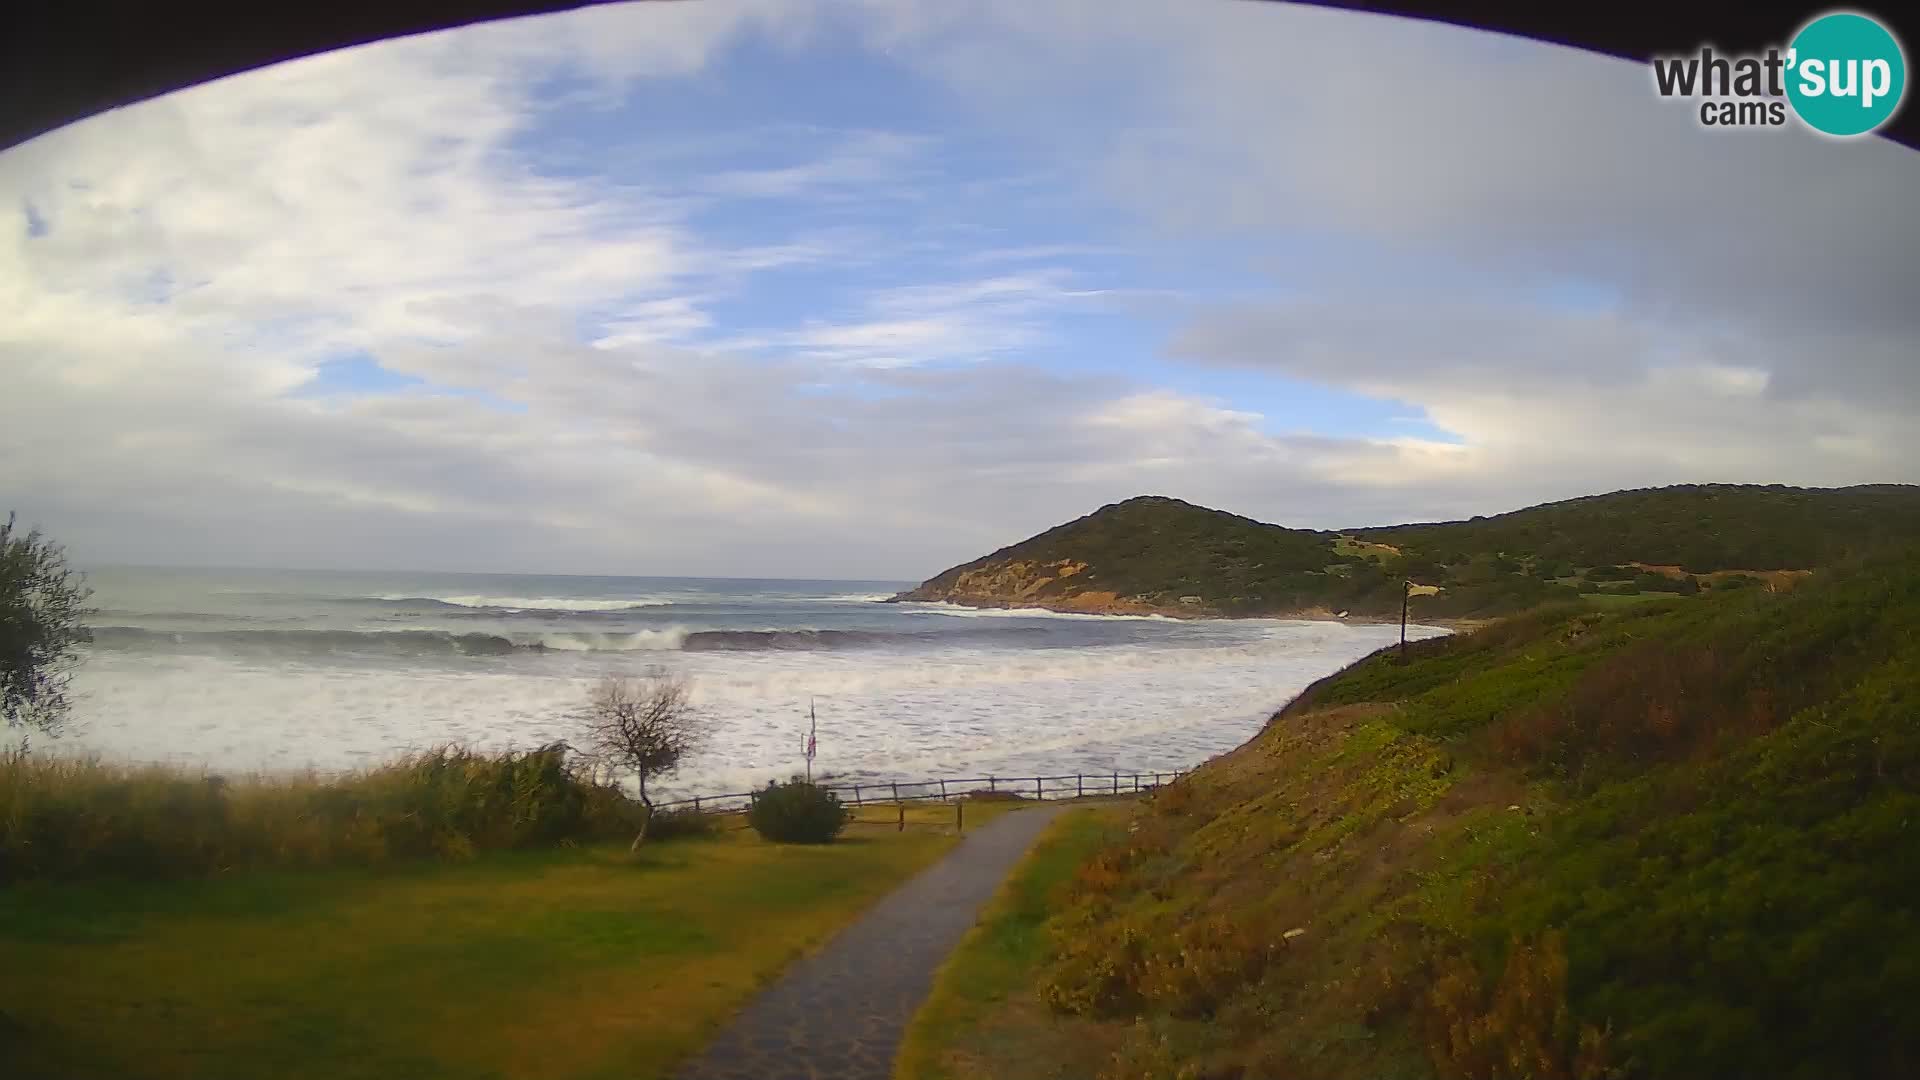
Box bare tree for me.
[575,670,705,850]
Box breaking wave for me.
[683,629,911,651]
[365,594,673,612]
[87,626,689,657]
[898,601,1179,622]
[86,623,1094,657]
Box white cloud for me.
[3,0,1918,582]
[703,130,933,199]
[840,0,1920,507]
[725,269,1110,367]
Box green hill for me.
[894,495,1352,616]
[1361,483,1920,574]
[895,484,1920,620]
[926,548,1920,1080]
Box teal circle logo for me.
[1786,12,1908,136]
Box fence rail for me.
[652,769,1189,815]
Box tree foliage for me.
[1,514,95,737]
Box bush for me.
[644,806,720,841]
[1423,932,1620,1080]
[0,742,644,882]
[746,780,848,844]
[1,514,96,735]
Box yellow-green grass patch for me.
[0,824,963,1080]
[894,805,1128,1080]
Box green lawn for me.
[894,806,1126,1080]
[0,812,974,1080]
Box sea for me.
[51,566,1452,797]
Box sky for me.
[2,0,1917,580]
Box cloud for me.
[836,0,1920,502]
[703,130,933,199]
[725,269,1112,367]
[4,0,1919,583]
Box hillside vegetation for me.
[1360,483,1920,574]
[894,484,1920,620]
[920,549,1920,1080]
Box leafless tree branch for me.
[573,669,706,850]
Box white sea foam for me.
[373,594,674,612]
[55,620,1451,795]
[524,628,690,651]
[900,601,1179,621]
[50,567,1450,796]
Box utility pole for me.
[1399,579,1411,664]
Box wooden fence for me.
[652,769,1189,816]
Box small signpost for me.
[1399,579,1411,664]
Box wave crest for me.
[87,626,691,657]
[369,594,673,612]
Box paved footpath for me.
[670,804,1067,1080]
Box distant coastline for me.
[886,590,1483,632]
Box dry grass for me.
[0,744,640,881]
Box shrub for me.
[0,742,643,882]
[746,780,848,844]
[1040,908,1148,1017]
[1134,911,1276,1018]
[1423,932,1620,1080]
[1,514,96,736]
[644,806,720,841]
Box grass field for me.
[0,807,986,1080]
[894,806,1127,1080]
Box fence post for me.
[624,767,1198,821]
[957,800,964,834]
[898,803,905,832]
